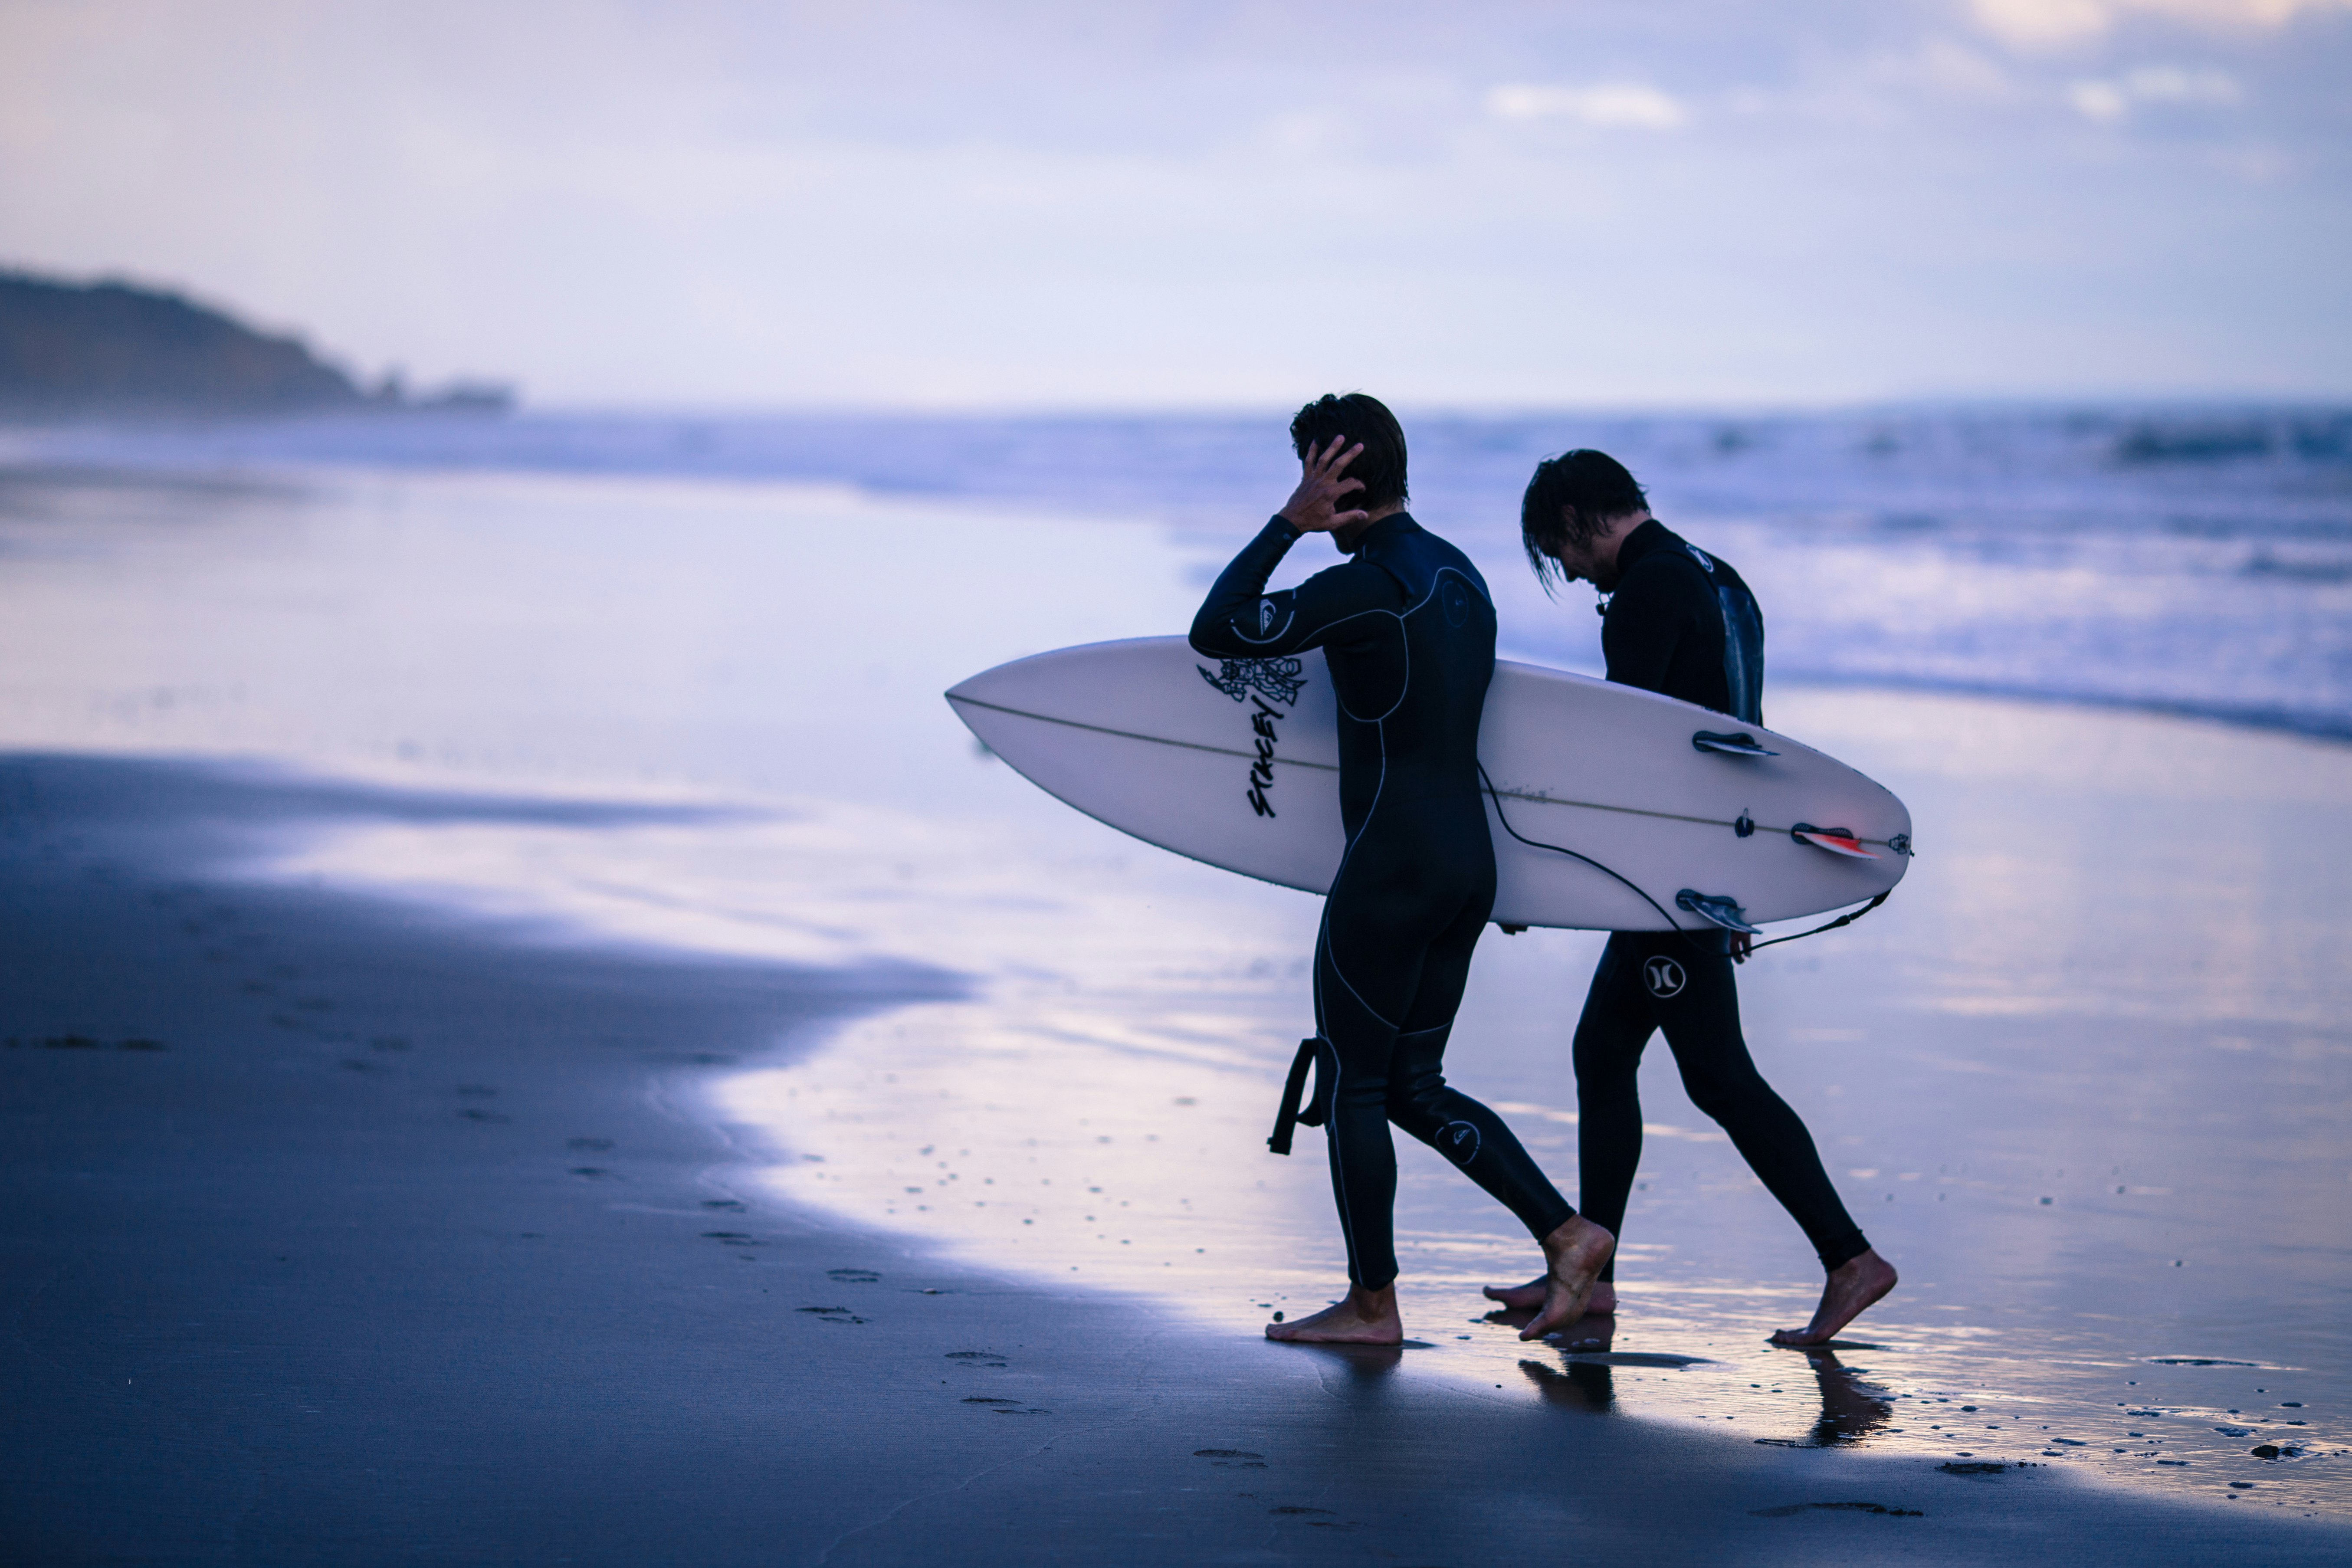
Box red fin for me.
[1794,830,1879,859]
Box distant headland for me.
[0,268,514,420]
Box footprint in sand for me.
[799,1306,867,1323]
[1193,1450,1266,1470]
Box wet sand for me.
[6,751,2347,1565]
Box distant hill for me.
[0,269,512,418]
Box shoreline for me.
[5,749,2346,1563]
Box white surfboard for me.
[946,637,1910,932]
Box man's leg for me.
[1266,894,1421,1344]
[1315,902,1415,1294]
[1647,939,1897,1343]
[1485,935,1653,1313]
[1574,935,1658,1293]
[1385,898,1576,1244]
[1389,898,1611,1340]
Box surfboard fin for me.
[1692,730,1779,758]
[1676,889,1762,935]
[1789,823,1881,859]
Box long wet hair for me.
[1520,449,1649,595]
[1290,393,1408,515]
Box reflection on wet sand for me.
[1512,1310,1622,1411]
[1508,1312,1893,1446]
[1766,1349,1897,1447]
[1521,1357,1620,1411]
[1274,1340,1414,1385]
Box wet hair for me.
[1290,393,1408,515]
[1520,449,1650,594]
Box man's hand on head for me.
[1279,437,1370,535]
[1730,931,1753,963]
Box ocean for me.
[8,403,2351,738]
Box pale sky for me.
[3,0,2346,407]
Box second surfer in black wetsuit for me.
[1484,449,1899,1347]
[1191,394,1614,1346]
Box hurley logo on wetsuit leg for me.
[1643,956,1687,998]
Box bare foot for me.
[1769,1249,1898,1347]
[1484,1276,1615,1315]
[1520,1215,1616,1341]
[1266,1283,1403,1345]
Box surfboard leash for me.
[1742,891,1890,953]
[1476,763,1891,958]
[1477,763,1719,958]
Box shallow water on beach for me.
[0,457,2345,1520]
[717,687,2352,1517]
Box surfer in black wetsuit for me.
[1484,449,1899,1348]
[1191,395,1614,1346]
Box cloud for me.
[1973,0,2352,49]
[2068,63,2243,118]
[1485,82,1686,130]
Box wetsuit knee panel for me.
[1676,1062,1773,1120]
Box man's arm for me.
[1189,521,1401,658]
[1191,435,1401,658]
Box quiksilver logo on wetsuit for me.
[1257,598,1279,635]
[1442,579,1470,629]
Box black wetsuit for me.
[1577,520,1867,1278]
[1192,513,1576,1290]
